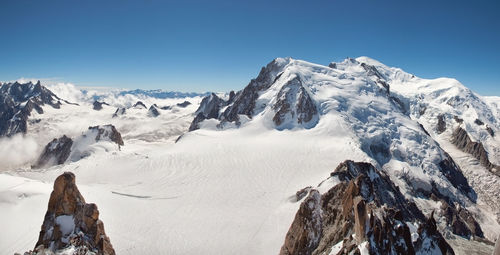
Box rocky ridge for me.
[0,81,72,137]
[280,160,455,255]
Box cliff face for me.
[280,161,454,255]
[32,172,115,255]
[451,127,500,177]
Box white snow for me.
[0,56,499,254]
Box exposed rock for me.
[438,153,476,201]
[176,101,191,108]
[34,172,115,255]
[112,107,126,118]
[437,114,446,134]
[439,199,484,239]
[414,211,455,255]
[88,124,124,148]
[221,59,287,123]
[33,135,73,169]
[272,76,318,128]
[92,101,109,111]
[453,115,463,123]
[280,190,322,255]
[189,93,226,131]
[0,81,68,137]
[451,127,500,176]
[133,101,147,109]
[295,186,312,202]
[474,119,484,126]
[280,160,454,255]
[487,126,495,137]
[360,62,384,80]
[148,105,160,117]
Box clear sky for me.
[1,0,499,95]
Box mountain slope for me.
[0,57,499,254]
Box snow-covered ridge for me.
[188,56,500,246]
[1,56,499,254]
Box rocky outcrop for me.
[133,101,147,109]
[0,81,68,137]
[112,107,126,118]
[148,105,160,117]
[437,154,476,201]
[487,126,495,137]
[33,135,73,169]
[220,59,286,123]
[437,114,446,134]
[32,172,115,255]
[439,199,483,239]
[272,76,318,128]
[92,101,109,111]
[414,211,455,255]
[451,127,500,176]
[280,190,322,255]
[176,101,191,108]
[474,119,484,126]
[88,125,124,148]
[189,93,227,131]
[280,160,454,255]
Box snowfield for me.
[1,56,499,254]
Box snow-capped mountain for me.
[1,57,499,255]
[187,56,500,253]
[0,81,73,137]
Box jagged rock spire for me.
[33,172,115,255]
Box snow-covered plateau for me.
[0,57,499,255]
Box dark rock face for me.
[272,76,318,128]
[440,200,483,238]
[88,125,124,148]
[453,116,463,123]
[360,62,385,80]
[280,190,322,255]
[0,81,65,137]
[148,105,160,117]
[280,160,454,255]
[92,101,109,111]
[437,114,447,134]
[176,101,191,108]
[189,93,226,131]
[487,126,495,137]
[34,172,115,255]
[133,101,147,109]
[221,59,285,123]
[33,135,73,169]
[112,107,126,118]
[414,211,455,255]
[438,154,476,201]
[474,119,484,126]
[189,59,319,131]
[451,127,500,176]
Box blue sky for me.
[1,0,499,95]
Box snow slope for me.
[1,57,499,254]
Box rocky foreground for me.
[22,172,115,255]
[280,161,455,255]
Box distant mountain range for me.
[1,57,499,255]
